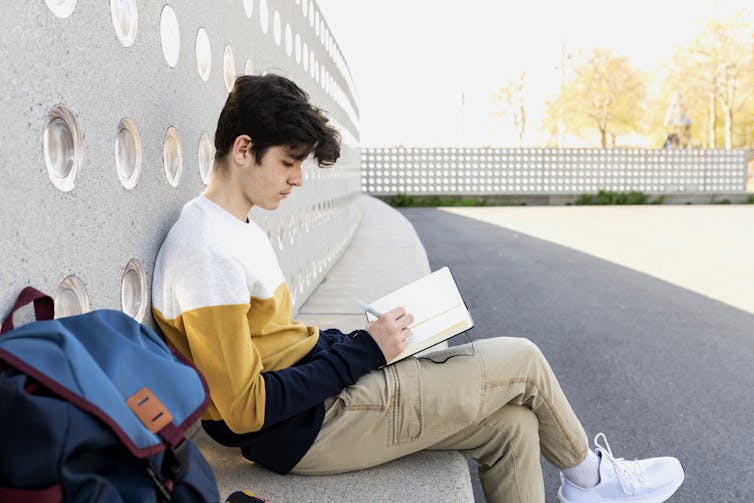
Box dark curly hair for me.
[214,74,340,166]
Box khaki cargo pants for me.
[292,337,589,503]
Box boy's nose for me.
[289,165,303,186]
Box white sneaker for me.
[558,433,684,503]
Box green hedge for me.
[574,190,662,205]
[388,194,488,207]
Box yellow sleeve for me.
[180,302,267,433]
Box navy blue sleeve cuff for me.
[260,328,386,427]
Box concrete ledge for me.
[194,430,472,502]
[196,195,473,502]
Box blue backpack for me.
[0,287,220,502]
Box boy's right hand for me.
[364,307,414,363]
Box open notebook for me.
[362,267,474,365]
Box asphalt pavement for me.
[400,206,754,503]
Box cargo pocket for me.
[386,357,423,446]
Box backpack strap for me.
[1,287,54,335]
[125,387,191,480]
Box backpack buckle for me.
[147,459,173,501]
[161,440,189,480]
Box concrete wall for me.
[0,1,360,325]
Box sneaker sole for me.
[557,473,684,503]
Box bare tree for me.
[491,71,527,146]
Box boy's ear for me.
[231,135,253,165]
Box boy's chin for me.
[258,200,282,211]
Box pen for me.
[357,300,384,318]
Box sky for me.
[316,0,751,147]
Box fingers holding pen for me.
[363,306,415,362]
[385,308,414,345]
[386,306,414,330]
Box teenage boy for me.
[152,74,685,503]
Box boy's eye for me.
[283,161,294,167]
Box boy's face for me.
[242,145,304,210]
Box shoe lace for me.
[594,432,646,496]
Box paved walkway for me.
[401,205,754,503]
[441,205,754,314]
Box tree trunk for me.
[722,103,733,149]
[746,123,750,148]
[517,105,527,147]
[708,92,717,148]
[600,128,607,148]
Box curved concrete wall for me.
[0,1,360,325]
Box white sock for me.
[562,449,601,488]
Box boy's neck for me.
[204,163,253,222]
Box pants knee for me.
[485,405,539,441]
[511,337,546,365]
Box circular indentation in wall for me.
[289,275,297,306]
[45,0,76,18]
[195,28,212,81]
[110,0,138,47]
[223,45,236,91]
[285,24,293,56]
[198,131,214,184]
[259,0,269,33]
[121,258,147,321]
[54,275,90,318]
[273,11,282,46]
[44,104,82,192]
[297,272,305,295]
[288,213,296,245]
[277,219,285,250]
[160,5,180,67]
[163,126,183,187]
[115,117,141,189]
[265,219,274,242]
